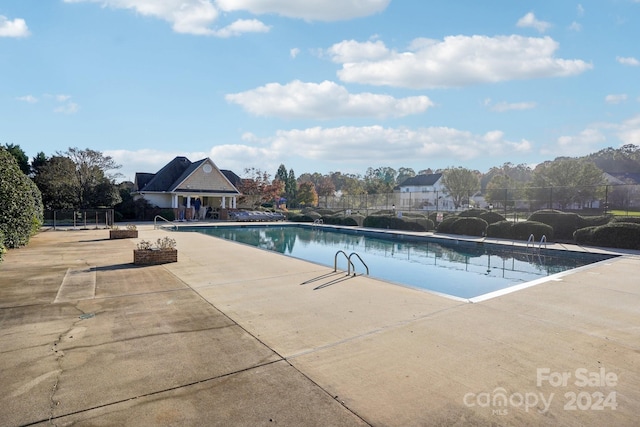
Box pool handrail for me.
[334,250,355,275]
[348,252,370,276]
[154,215,178,230]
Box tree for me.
[527,158,605,209]
[365,166,397,194]
[316,176,336,206]
[396,167,416,186]
[0,148,43,248]
[484,163,532,209]
[3,143,30,175]
[63,147,122,208]
[286,169,297,205]
[297,181,318,206]
[32,156,79,210]
[238,168,284,208]
[441,167,480,209]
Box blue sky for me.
[2,1,639,182]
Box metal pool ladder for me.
[154,215,178,230]
[334,250,370,276]
[526,234,547,249]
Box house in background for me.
[394,173,456,211]
[133,156,241,220]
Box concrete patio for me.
[1,224,639,426]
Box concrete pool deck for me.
[1,223,639,426]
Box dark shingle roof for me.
[221,170,242,187]
[136,156,192,192]
[398,173,442,187]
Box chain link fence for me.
[315,184,640,218]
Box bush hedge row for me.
[0,230,5,264]
[0,149,44,249]
[574,223,640,250]
[363,215,433,232]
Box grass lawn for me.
[610,210,640,217]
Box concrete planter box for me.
[133,249,177,265]
[110,229,138,239]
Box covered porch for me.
[172,192,238,221]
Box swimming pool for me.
[179,224,615,300]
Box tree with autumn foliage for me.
[238,168,284,208]
[297,181,318,206]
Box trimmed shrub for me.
[0,229,5,264]
[528,210,580,241]
[486,220,514,239]
[574,223,640,250]
[449,217,488,237]
[610,216,640,225]
[0,149,44,248]
[342,216,362,227]
[428,211,454,224]
[578,215,611,228]
[512,221,554,241]
[435,215,459,234]
[363,215,427,232]
[288,214,316,223]
[458,208,488,218]
[479,211,506,225]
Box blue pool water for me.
[180,225,615,300]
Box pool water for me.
[181,225,615,300]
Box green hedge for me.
[486,220,514,239]
[579,215,611,228]
[574,223,640,250]
[610,216,640,225]
[288,214,317,222]
[512,221,554,241]
[458,208,488,218]
[0,149,44,248]
[0,230,5,264]
[479,211,506,225]
[450,217,488,236]
[363,215,430,232]
[435,216,458,234]
[321,214,362,227]
[528,210,580,241]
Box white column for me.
[232,197,236,209]
[172,194,178,209]
[221,197,226,209]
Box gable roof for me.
[135,156,191,192]
[607,172,640,185]
[397,173,443,187]
[134,156,240,194]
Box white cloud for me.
[63,0,269,36]
[0,15,30,37]
[213,19,270,38]
[16,95,38,103]
[290,48,300,58]
[516,12,552,33]
[616,56,640,66]
[225,80,434,119]
[265,126,531,167]
[215,0,391,22]
[546,114,640,157]
[110,125,532,180]
[615,115,640,144]
[569,21,582,32]
[577,4,585,16]
[605,94,628,104]
[54,102,80,114]
[328,36,592,89]
[486,100,537,112]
